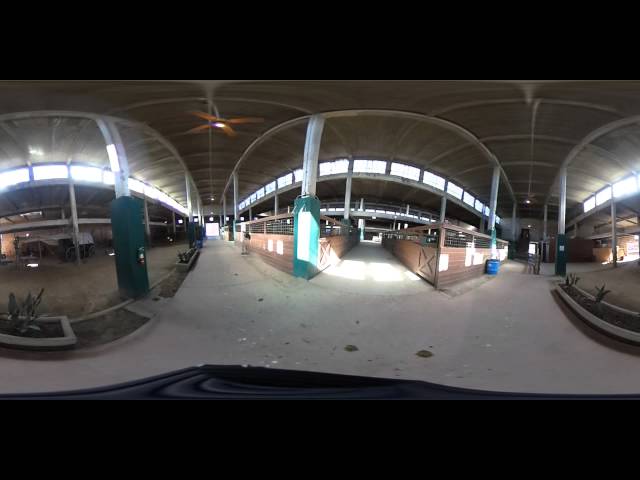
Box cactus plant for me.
[594,284,611,303]
[177,248,197,264]
[6,288,44,335]
[565,273,580,287]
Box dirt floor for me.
[573,260,640,312]
[72,309,150,348]
[0,241,188,318]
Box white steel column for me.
[488,165,500,231]
[96,118,130,198]
[185,176,193,218]
[612,198,617,268]
[233,172,239,220]
[344,158,353,219]
[301,114,325,197]
[359,198,364,211]
[274,179,279,215]
[558,167,567,236]
[143,197,151,240]
[512,203,517,241]
[406,204,410,215]
[440,194,447,223]
[543,204,548,240]
[223,197,227,226]
[68,178,81,265]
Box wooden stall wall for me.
[317,231,359,271]
[549,237,595,263]
[382,224,509,289]
[381,237,438,284]
[245,233,294,274]
[436,245,493,288]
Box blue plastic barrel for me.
[486,259,500,275]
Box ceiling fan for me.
[185,111,264,137]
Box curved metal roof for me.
[1,80,640,220]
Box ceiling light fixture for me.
[28,147,44,156]
[525,199,531,204]
[213,122,226,128]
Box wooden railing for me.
[382,223,508,288]
[237,214,295,273]
[318,215,360,271]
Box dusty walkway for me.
[2,239,640,395]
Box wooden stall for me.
[237,213,360,276]
[317,216,359,271]
[240,214,295,273]
[548,237,595,262]
[382,230,439,284]
[382,223,508,289]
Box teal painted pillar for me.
[293,114,325,279]
[555,167,567,276]
[555,234,567,276]
[489,228,497,248]
[293,196,321,279]
[187,219,196,248]
[358,218,365,241]
[110,196,149,299]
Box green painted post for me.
[110,196,149,299]
[489,228,497,258]
[555,233,567,276]
[293,196,321,279]
[187,219,196,248]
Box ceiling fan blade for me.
[226,117,264,125]
[220,124,237,137]
[190,111,222,122]
[185,124,212,134]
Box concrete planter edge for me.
[571,284,639,317]
[555,284,640,345]
[0,315,77,350]
[175,249,200,272]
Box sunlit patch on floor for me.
[404,271,421,281]
[324,260,417,283]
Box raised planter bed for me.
[175,248,200,272]
[0,315,77,350]
[555,283,640,345]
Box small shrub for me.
[594,284,611,303]
[565,273,580,287]
[6,288,44,335]
[177,248,197,264]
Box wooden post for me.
[434,225,445,289]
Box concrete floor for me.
[0,242,186,318]
[2,240,640,395]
